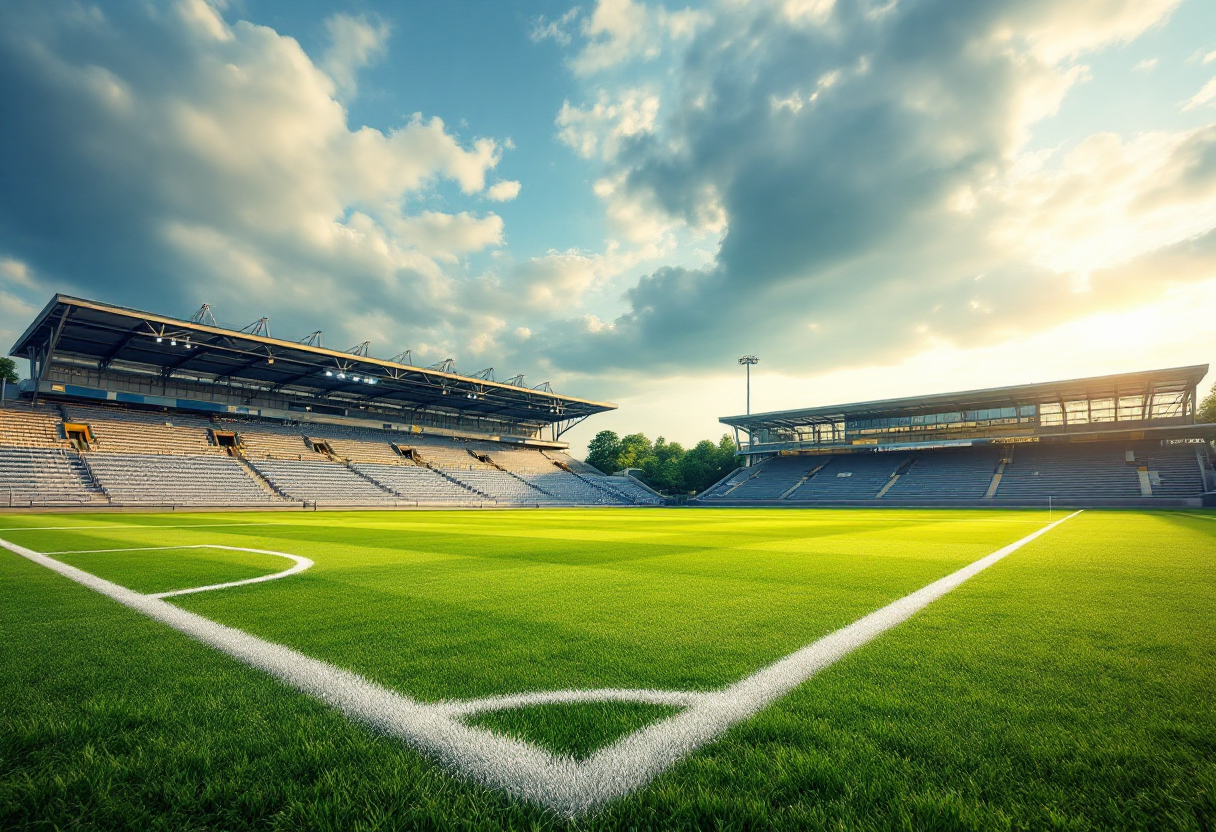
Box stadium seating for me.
[712,456,823,500]
[523,471,624,504]
[0,405,71,449]
[315,436,404,465]
[12,396,1204,509]
[0,447,106,506]
[1132,443,1207,497]
[994,444,1142,500]
[489,448,562,474]
[443,468,562,504]
[352,463,485,504]
[697,467,753,499]
[784,454,908,500]
[884,447,1001,499]
[62,403,222,455]
[85,453,281,506]
[249,459,399,505]
[225,422,314,460]
[602,476,664,505]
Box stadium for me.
[3,1,1215,827]
[2,295,1212,511]
[2,293,1214,830]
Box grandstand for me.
[4,296,1211,511]
[707,366,1216,508]
[0,295,657,509]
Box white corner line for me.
[439,688,709,717]
[0,510,1081,818]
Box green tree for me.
[1200,385,1216,424]
[0,356,18,386]
[641,436,685,494]
[617,433,654,470]
[584,430,742,495]
[676,434,741,494]
[585,430,623,474]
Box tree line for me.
[584,430,740,495]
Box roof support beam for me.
[98,322,156,370]
[31,306,71,406]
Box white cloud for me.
[1007,0,1181,65]
[321,13,391,98]
[990,128,1216,278]
[387,212,505,261]
[556,89,659,161]
[570,0,704,75]
[530,7,581,46]
[516,252,602,310]
[0,1,511,364]
[177,0,233,43]
[531,0,1216,380]
[1134,58,1158,72]
[1205,50,1216,65]
[486,180,522,202]
[0,257,36,289]
[1183,77,1216,111]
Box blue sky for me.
[1,0,1215,454]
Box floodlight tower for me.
[739,355,758,415]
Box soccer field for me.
[2,508,1213,830]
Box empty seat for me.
[250,459,398,505]
[885,447,1000,498]
[82,453,279,506]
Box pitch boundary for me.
[0,510,1081,816]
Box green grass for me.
[466,702,682,759]
[51,546,288,595]
[1,508,1213,830]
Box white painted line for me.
[151,546,313,598]
[441,688,708,717]
[0,510,1081,817]
[40,544,313,598]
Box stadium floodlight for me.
[739,355,759,415]
[338,373,346,380]
[325,371,333,377]
[155,337,163,343]
[170,339,177,346]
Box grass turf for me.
[0,508,1213,829]
[465,701,682,759]
[50,546,290,595]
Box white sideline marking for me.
[41,544,313,598]
[0,510,1081,817]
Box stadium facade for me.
[704,367,1216,507]
[0,295,660,509]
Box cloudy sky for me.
[1,0,1215,454]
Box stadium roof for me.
[11,294,615,426]
[721,365,1209,431]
